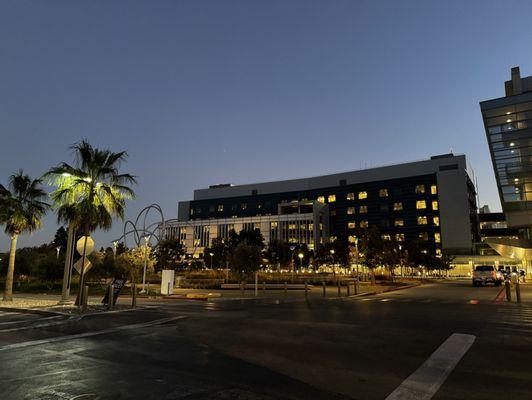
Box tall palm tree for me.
[0,171,50,301]
[45,140,136,304]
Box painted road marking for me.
[385,333,476,400]
[0,316,186,351]
[0,315,64,327]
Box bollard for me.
[305,281,308,299]
[108,284,114,311]
[505,280,512,302]
[82,285,89,312]
[240,281,245,296]
[255,272,258,297]
[354,278,359,295]
[516,281,521,303]
[263,281,266,291]
[347,283,351,296]
[337,280,341,297]
[284,281,288,295]
[131,283,137,308]
[322,281,326,297]
[147,282,150,297]
[167,282,171,296]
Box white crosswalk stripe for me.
[493,305,532,333]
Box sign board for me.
[73,258,92,275]
[101,278,127,305]
[76,236,94,256]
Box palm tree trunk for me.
[59,224,75,304]
[3,233,19,301]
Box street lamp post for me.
[140,235,151,294]
[298,252,304,271]
[56,246,61,259]
[330,249,336,281]
[209,252,214,269]
[113,241,118,260]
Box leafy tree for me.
[45,140,136,301]
[0,171,50,300]
[357,226,385,285]
[115,247,154,283]
[155,238,185,271]
[264,240,292,269]
[203,237,230,269]
[317,240,350,267]
[116,242,127,255]
[230,243,262,278]
[53,226,68,251]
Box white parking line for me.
[385,333,476,400]
[0,316,186,351]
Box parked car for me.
[472,265,503,286]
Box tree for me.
[53,226,68,251]
[0,171,50,300]
[230,243,262,278]
[203,237,230,269]
[155,238,185,271]
[357,226,385,285]
[45,140,136,303]
[264,240,292,269]
[115,247,154,283]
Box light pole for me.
[140,235,151,294]
[56,246,61,259]
[354,237,359,278]
[209,252,214,269]
[298,252,304,271]
[330,249,336,280]
[113,241,118,260]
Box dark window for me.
[209,206,214,212]
[393,188,402,196]
[339,179,347,186]
[252,189,258,195]
[439,164,458,171]
[380,204,389,212]
[380,219,390,228]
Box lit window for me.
[431,185,437,195]
[395,233,405,242]
[433,216,440,226]
[257,203,262,209]
[217,205,224,212]
[415,185,425,194]
[435,233,441,243]
[416,200,427,209]
[382,234,391,241]
[393,202,403,211]
[348,221,356,229]
[317,196,325,203]
[347,207,355,215]
[328,194,336,203]
[308,223,313,230]
[394,219,404,227]
[419,232,429,241]
[360,220,369,228]
[379,189,389,197]
[348,235,357,243]
[436,248,442,256]
[240,203,247,210]
[360,205,368,213]
[347,193,355,200]
[270,222,278,228]
[432,201,439,211]
[190,209,194,215]
[358,191,368,200]
[288,223,297,229]
[330,236,337,242]
[417,216,428,225]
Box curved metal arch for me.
[113,204,166,250]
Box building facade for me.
[480,66,532,236]
[165,154,478,257]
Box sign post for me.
[76,236,94,306]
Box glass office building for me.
[481,66,532,238]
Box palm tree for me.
[0,171,50,301]
[45,140,136,304]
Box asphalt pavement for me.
[0,280,530,400]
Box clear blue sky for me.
[1,0,531,251]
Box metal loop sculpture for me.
[114,204,166,249]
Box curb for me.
[340,283,422,300]
[0,306,66,317]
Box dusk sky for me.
[1,0,532,251]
